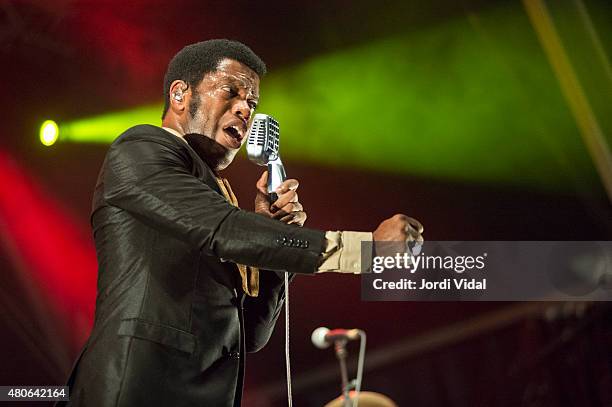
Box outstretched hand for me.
[373,214,424,243]
[255,171,307,226]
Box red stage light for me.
[0,151,97,347]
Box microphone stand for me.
[334,339,352,407]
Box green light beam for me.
[58,2,610,191]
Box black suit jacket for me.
[64,125,326,406]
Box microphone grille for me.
[265,116,280,159]
[311,327,330,349]
[247,116,266,146]
[246,114,280,164]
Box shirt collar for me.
[161,126,187,144]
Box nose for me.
[232,99,252,123]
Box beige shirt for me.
[162,126,371,275]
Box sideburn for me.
[188,88,200,118]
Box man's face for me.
[183,58,260,168]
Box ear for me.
[168,80,190,114]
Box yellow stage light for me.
[40,120,59,146]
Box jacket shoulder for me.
[101,125,218,192]
[112,125,183,148]
[106,125,196,168]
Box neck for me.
[161,116,185,137]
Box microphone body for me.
[246,113,286,202]
[311,327,361,349]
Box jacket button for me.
[229,351,240,359]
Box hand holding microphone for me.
[255,172,307,226]
[248,113,306,226]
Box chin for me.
[215,154,235,171]
[183,133,236,172]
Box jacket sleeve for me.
[100,134,326,274]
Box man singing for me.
[63,39,423,406]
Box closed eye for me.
[222,85,238,97]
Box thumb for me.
[256,170,268,194]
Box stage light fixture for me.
[40,120,59,146]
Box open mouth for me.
[223,125,243,148]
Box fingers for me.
[272,202,303,219]
[256,171,268,195]
[275,179,299,195]
[401,216,424,242]
[256,177,306,226]
[406,232,424,244]
[373,213,425,242]
[273,201,306,226]
[392,214,424,236]
[405,223,421,241]
[271,190,298,210]
[406,216,424,234]
[289,211,307,226]
[279,211,307,226]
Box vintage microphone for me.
[246,114,286,202]
[246,113,293,406]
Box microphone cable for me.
[284,272,293,407]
